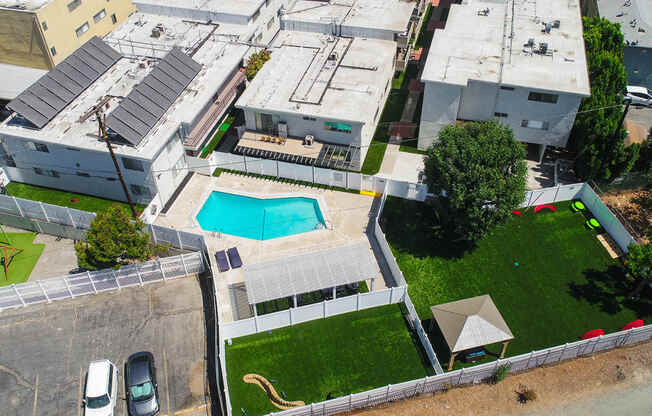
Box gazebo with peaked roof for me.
[430,295,514,370]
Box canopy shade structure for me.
[244,242,377,304]
[430,294,514,354]
[106,47,201,146]
[7,36,121,128]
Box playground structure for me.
[242,374,305,410]
[0,244,23,281]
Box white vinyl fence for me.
[197,152,428,201]
[221,286,408,340]
[0,252,204,311]
[270,324,652,416]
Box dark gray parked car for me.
[126,352,160,416]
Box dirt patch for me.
[601,189,651,243]
[349,341,652,416]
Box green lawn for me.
[0,232,44,286]
[226,304,430,415]
[200,115,235,158]
[381,198,651,369]
[5,182,145,215]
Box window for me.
[500,86,515,91]
[93,9,106,23]
[24,141,49,152]
[75,22,90,38]
[67,0,81,12]
[122,157,144,172]
[130,184,151,197]
[106,177,117,181]
[111,13,117,24]
[494,112,508,118]
[76,171,90,177]
[521,119,549,130]
[302,116,316,121]
[324,122,352,134]
[46,170,60,178]
[50,46,57,56]
[267,17,274,30]
[33,167,44,176]
[528,91,558,104]
[41,21,48,31]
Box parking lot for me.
[0,276,209,416]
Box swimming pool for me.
[196,191,326,240]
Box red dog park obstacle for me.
[511,210,522,216]
[581,329,605,340]
[534,204,556,214]
[622,320,644,330]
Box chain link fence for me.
[270,325,652,416]
[0,252,204,311]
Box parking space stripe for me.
[163,349,171,414]
[31,374,39,416]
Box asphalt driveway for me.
[0,277,209,416]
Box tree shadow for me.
[568,265,652,317]
[380,197,474,259]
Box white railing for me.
[270,324,652,416]
[0,252,204,311]
[193,151,428,201]
[221,286,408,340]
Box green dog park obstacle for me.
[585,218,601,230]
[570,200,586,213]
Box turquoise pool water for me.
[196,191,326,240]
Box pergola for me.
[430,295,514,370]
[243,242,378,314]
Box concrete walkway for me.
[377,144,425,183]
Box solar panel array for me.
[244,242,378,304]
[6,36,121,129]
[106,48,202,147]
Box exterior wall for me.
[0,8,51,69]
[0,133,154,204]
[281,18,397,41]
[418,81,461,150]
[624,46,652,89]
[36,0,136,66]
[133,2,249,25]
[419,80,584,150]
[150,132,188,204]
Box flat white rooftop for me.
[0,0,49,11]
[133,0,265,17]
[283,0,415,32]
[421,0,591,96]
[236,30,395,123]
[0,63,46,100]
[0,14,249,159]
[598,0,652,48]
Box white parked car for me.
[624,86,652,107]
[83,360,119,416]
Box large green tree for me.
[625,242,652,298]
[570,17,638,182]
[423,120,527,242]
[75,205,153,270]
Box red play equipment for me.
[511,210,522,216]
[622,320,644,330]
[534,204,556,214]
[581,329,605,340]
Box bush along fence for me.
[0,252,204,311]
[268,324,652,416]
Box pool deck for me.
[155,172,388,323]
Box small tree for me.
[625,241,652,298]
[245,49,271,81]
[75,205,153,270]
[424,120,527,242]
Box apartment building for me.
[418,0,591,160]
[0,0,136,99]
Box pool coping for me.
[190,184,333,242]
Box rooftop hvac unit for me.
[553,20,560,28]
[539,42,548,54]
[328,51,339,61]
[526,38,535,47]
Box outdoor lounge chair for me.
[215,250,230,272]
[227,247,242,268]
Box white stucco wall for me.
[418,82,461,150]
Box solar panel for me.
[106,47,201,146]
[6,36,120,129]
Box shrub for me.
[245,49,271,81]
[490,363,512,384]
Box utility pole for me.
[96,111,138,219]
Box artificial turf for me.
[5,182,145,215]
[0,232,44,286]
[381,198,651,369]
[226,304,430,415]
